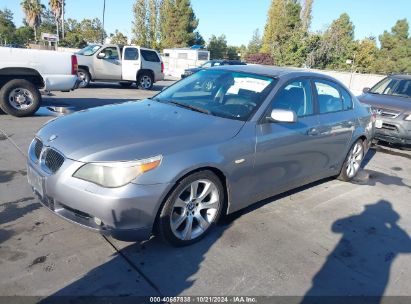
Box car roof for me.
[388,74,411,80]
[212,64,332,79]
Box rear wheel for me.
[77,68,91,88]
[338,139,365,182]
[0,79,41,117]
[158,171,225,246]
[137,72,154,90]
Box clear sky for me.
[2,0,411,46]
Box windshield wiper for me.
[160,99,211,115]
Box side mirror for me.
[97,52,106,59]
[363,87,370,94]
[267,109,297,123]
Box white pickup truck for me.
[0,47,79,117]
[76,44,164,89]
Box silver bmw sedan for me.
[27,65,375,246]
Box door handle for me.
[307,128,319,136]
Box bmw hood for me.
[37,100,245,162]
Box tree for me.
[159,0,199,48]
[14,26,34,45]
[21,0,45,41]
[207,34,227,59]
[245,53,274,65]
[193,31,205,46]
[261,0,304,66]
[132,0,149,47]
[377,19,411,73]
[311,13,356,70]
[301,0,313,32]
[79,18,106,43]
[0,8,16,44]
[355,37,379,73]
[226,46,240,60]
[38,9,57,37]
[110,30,128,45]
[148,0,159,48]
[49,0,63,38]
[247,29,262,55]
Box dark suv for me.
[358,75,411,145]
[181,60,246,78]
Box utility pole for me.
[102,0,106,44]
[61,0,65,39]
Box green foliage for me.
[247,29,262,55]
[376,19,411,73]
[21,0,45,40]
[355,37,379,73]
[14,26,34,45]
[132,0,149,47]
[193,31,205,46]
[110,30,128,45]
[207,35,227,59]
[38,9,57,37]
[0,8,16,44]
[226,46,240,60]
[59,17,105,47]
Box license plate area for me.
[27,165,45,199]
[375,119,383,129]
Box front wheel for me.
[158,171,225,246]
[137,72,154,90]
[338,139,365,182]
[0,79,41,117]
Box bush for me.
[245,53,274,65]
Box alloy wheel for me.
[346,141,364,178]
[170,179,220,241]
[140,75,152,89]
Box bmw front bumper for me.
[27,140,171,242]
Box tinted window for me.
[341,88,353,110]
[392,79,411,98]
[314,80,343,114]
[153,70,276,121]
[141,50,160,62]
[124,48,139,60]
[198,52,209,60]
[271,79,314,117]
[100,47,119,60]
[369,77,397,95]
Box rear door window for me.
[141,50,160,62]
[124,47,139,60]
[314,80,344,114]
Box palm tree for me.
[48,0,62,39]
[21,0,45,42]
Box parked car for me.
[359,74,411,145]
[0,47,79,117]
[27,66,375,246]
[76,44,164,89]
[181,59,246,78]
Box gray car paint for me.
[27,65,374,241]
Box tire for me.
[77,68,91,88]
[137,72,154,90]
[119,82,133,88]
[338,139,365,182]
[0,79,41,117]
[158,170,225,246]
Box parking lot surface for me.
[1,83,411,301]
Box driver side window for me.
[271,79,314,117]
[100,47,119,60]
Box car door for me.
[254,78,326,200]
[94,46,122,80]
[122,46,141,81]
[140,49,162,81]
[313,78,356,172]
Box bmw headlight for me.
[73,155,162,188]
[405,114,411,121]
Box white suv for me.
[76,44,164,89]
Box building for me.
[161,48,210,78]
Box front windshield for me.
[370,77,411,98]
[76,44,101,56]
[153,69,276,121]
[201,61,213,68]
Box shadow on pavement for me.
[301,200,411,303]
